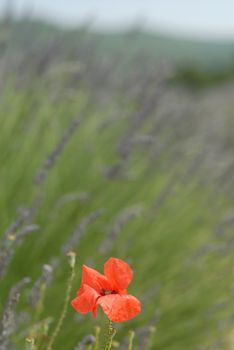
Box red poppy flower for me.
[71,257,141,322]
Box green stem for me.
[127,330,135,350]
[104,320,116,350]
[94,326,101,350]
[46,254,76,350]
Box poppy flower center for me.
[101,288,117,296]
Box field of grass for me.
[0,19,234,350]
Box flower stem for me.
[104,320,116,350]
[94,326,101,350]
[46,252,76,350]
[127,330,135,350]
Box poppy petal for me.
[104,257,133,291]
[82,265,111,293]
[97,294,141,322]
[71,284,99,315]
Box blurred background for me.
[0,1,234,349]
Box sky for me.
[0,0,234,40]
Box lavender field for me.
[0,18,234,350]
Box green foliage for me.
[172,65,234,88]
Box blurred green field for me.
[0,19,234,350]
